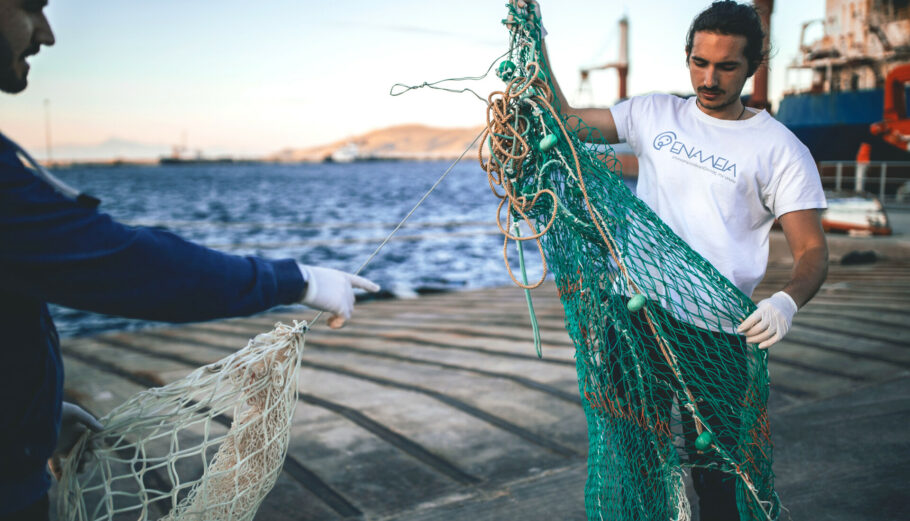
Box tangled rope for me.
[480,60,559,289]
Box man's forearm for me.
[540,38,571,114]
[739,242,826,348]
[540,40,619,143]
[777,208,829,308]
[782,245,828,308]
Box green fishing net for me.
[479,5,780,520]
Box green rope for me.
[513,223,543,358]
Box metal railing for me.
[819,161,910,204]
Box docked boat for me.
[821,190,892,235]
[328,143,360,163]
[776,0,910,162]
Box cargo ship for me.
[774,0,910,162]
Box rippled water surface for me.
[50,160,548,337]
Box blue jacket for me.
[0,133,305,515]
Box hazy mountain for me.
[268,124,486,163]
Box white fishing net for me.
[57,321,306,521]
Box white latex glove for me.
[50,402,103,479]
[737,291,798,349]
[298,264,380,329]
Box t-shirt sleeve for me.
[610,97,635,148]
[764,148,828,218]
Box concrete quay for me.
[52,247,909,520]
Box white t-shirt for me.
[611,93,826,298]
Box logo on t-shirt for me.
[652,130,737,183]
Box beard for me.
[696,87,740,111]
[0,33,28,94]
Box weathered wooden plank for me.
[783,329,910,368]
[293,375,578,483]
[769,342,898,383]
[390,463,588,521]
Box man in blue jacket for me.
[0,1,379,518]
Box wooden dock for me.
[52,260,910,520]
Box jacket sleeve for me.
[0,149,305,323]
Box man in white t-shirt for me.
[515,1,829,519]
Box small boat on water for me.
[329,143,360,163]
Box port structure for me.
[871,63,910,152]
[575,16,628,106]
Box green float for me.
[695,430,714,451]
[497,60,516,81]
[626,294,646,312]
[539,134,558,152]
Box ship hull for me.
[777,88,910,161]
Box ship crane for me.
[870,64,910,152]
[576,16,629,104]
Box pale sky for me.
[2,0,825,158]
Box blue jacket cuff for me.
[273,258,306,304]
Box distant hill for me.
[269,124,485,162]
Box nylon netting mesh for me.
[57,321,306,521]
[481,6,780,520]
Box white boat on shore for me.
[822,190,892,236]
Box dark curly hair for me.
[685,1,768,77]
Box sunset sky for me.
[2,0,824,158]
